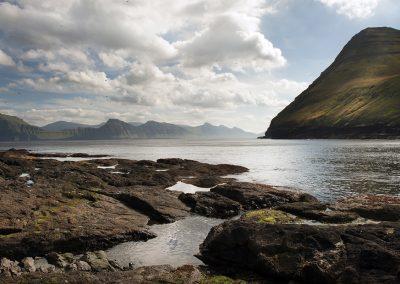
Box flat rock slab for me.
[211,182,318,210]
[179,192,242,218]
[0,182,154,259]
[103,186,191,223]
[332,195,400,221]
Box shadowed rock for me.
[211,182,318,210]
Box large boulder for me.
[211,182,318,210]
[199,219,400,283]
[179,191,242,218]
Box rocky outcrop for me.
[179,192,242,218]
[211,182,318,210]
[0,149,248,260]
[199,195,400,283]
[200,220,400,283]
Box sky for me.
[0,0,399,133]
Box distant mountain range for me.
[0,113,256,141]
[264,27,400,139]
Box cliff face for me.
[265,27,400,139]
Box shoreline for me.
[0,149,399,283]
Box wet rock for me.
[82,251,111,272]
[199,219,400,283]
[179,191,242,218]
[277,202,359,223]
[211,182,318,210]
[105,186,191,224]
[21,257,36,272]
[333,195,400,221]
[184,176,229,188]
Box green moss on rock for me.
[243,209,298,224]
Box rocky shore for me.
[0,149,399,283]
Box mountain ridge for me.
[264,27,400,139]
[0,114,256,141]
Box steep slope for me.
[42,121,101,131]
[0,114,70,141]
[265,27,400,139]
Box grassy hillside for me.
[265,27,400,138]
[0,113,72,141]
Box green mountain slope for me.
[265,27,400,139]
[0,113,71,141]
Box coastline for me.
[0,149,399,283]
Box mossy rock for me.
[243,209,298,224]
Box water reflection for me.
[106,215,224,268]
[1,139,399,201]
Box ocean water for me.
[2,138,399,201]
[2,139,399,268]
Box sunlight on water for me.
[106,215,224,268]
[2,139,399,201]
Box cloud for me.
[318,0,381,19]
[0,0,305,131]
[175,14,286,71]
[0,49,15,66]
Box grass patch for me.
[243,209,297,224]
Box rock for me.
[211,182,318,210]
[184,176,228,188]
[46,252,68,268]
[34,257,56,273]
[128,265,203,284]
[82,251,110,272]
[66,263,78,271]
[0,258,21,276]
[179,191,242,218]
[76,260,92,271]
[107,186,191,223]
[333,194,400,221]
[1,265,210,284]
[199,219,400,283]
[277,202,359,223]
[21,257,36,272]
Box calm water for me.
[1,139,399,201]
[2,139,399,268]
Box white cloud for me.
[0,49,15,66]
[0,0,304,131]
[318,0,381,19]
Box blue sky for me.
[0,0,399,132]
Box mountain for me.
[0,114,256,140]
[0,113,71,141]
[42,121,101,131]
[264,27,400,139]
[188,123,256,138]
